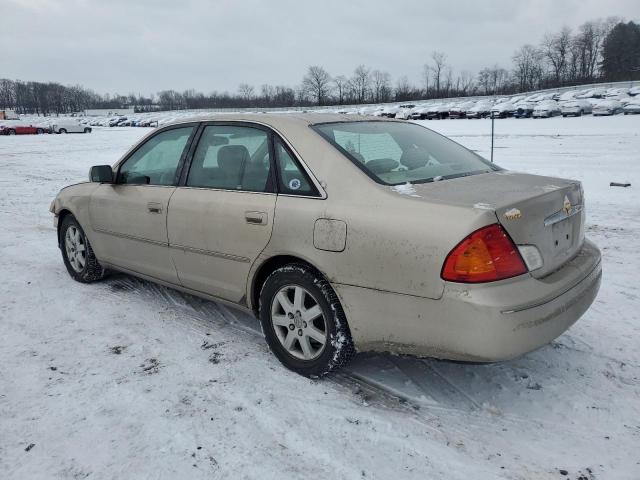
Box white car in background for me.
[623,101,640,114]
[466,100,493,119]
[393,104,417,120]
[51,120,92,134]
[560,100,593,117]
[532,100,561,118]
[558,90,578,102]
[490,102,516,118]
[576,87,607,99]
[604,87,629,98]
[593,99,624,116]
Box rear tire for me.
[259,264,355,377]
[60,215,105,283]
[84,127,91,133]
[36,128,43,134]
[8,129,16,135]
[59,128,67,134]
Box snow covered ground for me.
[1,115,639,479]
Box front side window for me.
[187,125,271,192]
[118,126,194,185]
[312,121,499,185]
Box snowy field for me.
[1,115,639,479]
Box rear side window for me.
[187,126,272,192]
[118,126,194,185]
[275,139,317,196]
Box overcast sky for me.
[1,0,639,96]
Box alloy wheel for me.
[65,225,87,273]
[270,285,327,360]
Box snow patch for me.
[391,182,420,197]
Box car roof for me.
[160,113,397,130]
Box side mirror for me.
[89,165,113,183]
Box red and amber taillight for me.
[441,224,528,283]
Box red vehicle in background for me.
[0,121,49,135]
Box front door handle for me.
[245,211,267,225]
[147,202,163,214]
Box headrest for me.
[218,145,249,171]
[400,147,428,170]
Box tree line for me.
[1,17,638,115]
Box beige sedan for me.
[50,114,602,377]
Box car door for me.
[89,124,197,282]
[167,123,277,302]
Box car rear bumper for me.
[333,239,601,362]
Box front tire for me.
[60,215,105,283]
[59,128,67,134]
[8,129,16,135]
[259,264,355,377]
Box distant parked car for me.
[592,100,624,116]
[466,101,493,119]
[448,101,475,119]
[393,105,417,120]
[532,100,561,118]
[109,117,127,127]
[576,88,606,99]
[380,105,401,118]
[409,105,431,120]
[513,101,535,118]
[623,101,640,115]
[425,103,452,120]
[52,121,92,134]
[0,120,48,135]
[560,100,593,117]
[490,102,516,118]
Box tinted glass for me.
[275,140,316,195]
[187,126,271,192]
[118,127,193,185]
[313,121,498,185]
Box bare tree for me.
[541,26,572,84]
[430,51,447,95]
[302,66,332,105]
[237,83,254,102]
[371,70,392,103]
[394,75,414,101]
[512,44,544,91]
[457,70,475,95]
[333,75,348,105]
[350,65,371,104]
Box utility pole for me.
[490,112,495,162]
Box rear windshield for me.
[312,121,498,185]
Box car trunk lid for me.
[397,171,585,278]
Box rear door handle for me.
[147,202,163,214]
[245,211,267,225]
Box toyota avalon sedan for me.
[50,114,602,377]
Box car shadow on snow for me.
[101,273,623,421]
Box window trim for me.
[179,120,325,199]
[180,122,277,194]
[114,123,199,187]
[273,137,320,197]
[310,120,501,186]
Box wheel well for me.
[56,209,73,246]
[250,255,323,316]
